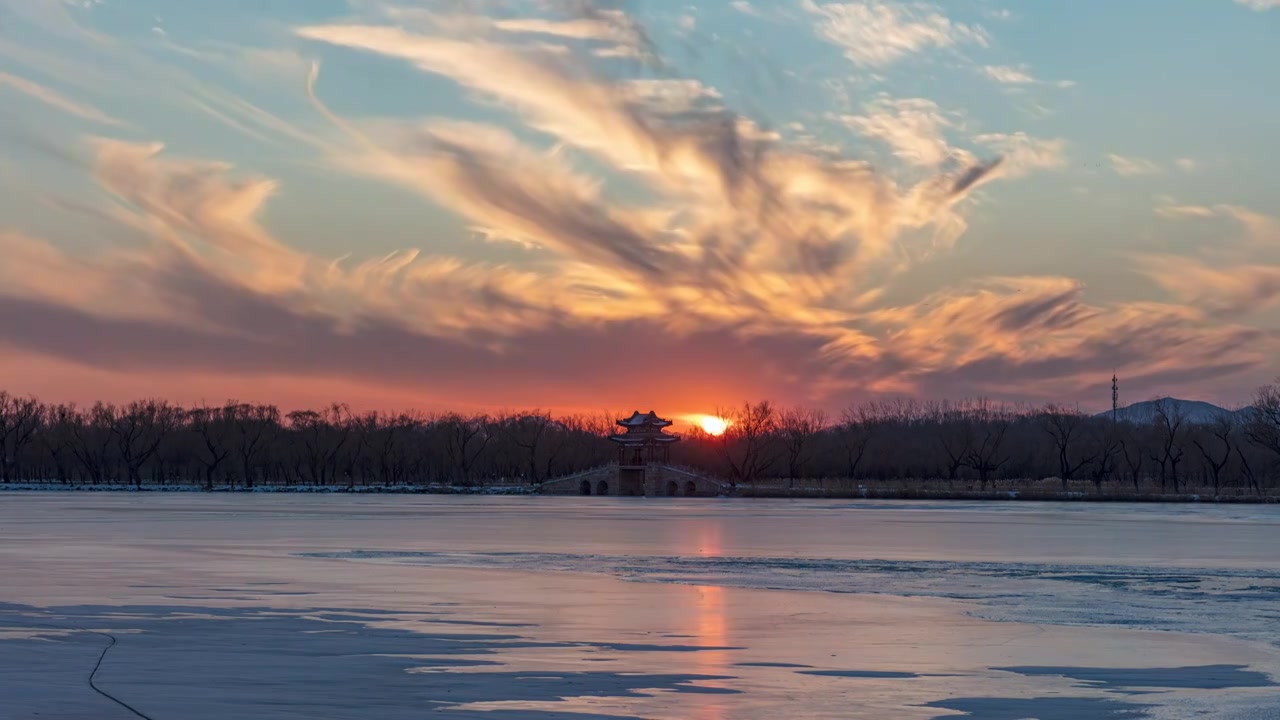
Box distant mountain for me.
[1096,398,1243,425]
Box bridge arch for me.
[537,463,729,497]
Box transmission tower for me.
[1112,374,1119,424]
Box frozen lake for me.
[2,495,1279,719]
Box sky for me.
[0,0,1277,418]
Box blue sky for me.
[0,0,1277,414]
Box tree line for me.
[702,387,1280,494]
[0,381,1278,493]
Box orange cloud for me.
[0,3,1274,412]
[1141,204,1280,317]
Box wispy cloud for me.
[981,64,1075,88]
[488,7,658,63]
[295,18,1005,290]
[859,275,1264,398]
[982,64,1035,84]
[0,71,122,126]
[840,97,958,167]
[1107,153,1161,176]
[1155,203,1217,219]
[973,132,1067,177]
[0,5,328,152]
[1235,0,1280,10]
[1139,254,1280,317]
[1154,202,1278,238]
[802,0,989,67]
[1143,204,1280,316]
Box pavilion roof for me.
[610,433,680,445]
[617,410,673,428]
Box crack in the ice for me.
[12,618,158,720]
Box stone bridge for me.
[539,463,730,497]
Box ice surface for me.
[797,670,922,678]
[303,550,1280,647]
[924,696,1155,719]
[3,494,1280,718]
[997,665,1276,691]
[0,601,738,719]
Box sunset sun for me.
[695,415,730,436]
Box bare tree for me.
[720,401,778,487]
[70,403,117,484]
[561,413,613,472]
[340,412,377,487]
[964,401,1012,489]
[1236,445,1261,495]
[1149,398,1187,493]
[287,404,351,485]
[1121,417,1152,489]
[540,416,578,480]
[778,406,828,486]
[836,403,879,479]
[931,400,974,482]
[232,403,278,488]
[1119,433,1146,493]
[583,413,616,439]
[501,411,553,485]
[0,392,42,483]
[1193,415,1235,495]
[37,403,78,484]
[1246,381,1280,462]
[188,404,236,490]
[1040,403,1096,487]
[1088,425,1122,491]
[441,413,492,485]
[363,412,418,486]
[112,400,181,488]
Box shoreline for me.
[1,482,1277,503]
[732,486,1280,503]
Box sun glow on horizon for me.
[692,414,730,436]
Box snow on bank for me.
[0,483,533,495]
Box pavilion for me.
[609,411,680,467]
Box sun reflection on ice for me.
[690,584,729,720]
[689,520,729,719]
